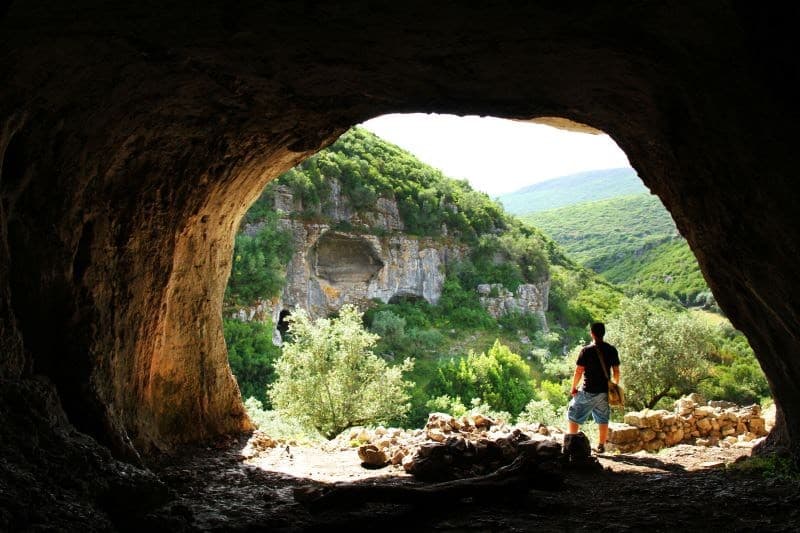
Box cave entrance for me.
[225,113,770,470]
[277,310,291,340]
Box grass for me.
[727,454,800,481]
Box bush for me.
[518,399,567,430]
[369,310,406,353]
[268,305,414,438]
[243,397,325,443]
[225,318,281,405]
[428,340,537,418]
[425,395,468,417]
[436,278,494,329]
[225,213,293,306]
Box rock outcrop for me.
[477,282,550,329]
[261,182,464,325]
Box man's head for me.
[590,322,605,340]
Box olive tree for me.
[268,305,414,438]
[606,296,713,410]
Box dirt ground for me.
[141,434,800,532]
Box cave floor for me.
[136,435,800,532]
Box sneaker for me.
[595,443,605,454]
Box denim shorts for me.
[567,390,610,425]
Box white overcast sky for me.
[360,113,631,196]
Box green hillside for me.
[522,193,709,305]
[603,238,711,306]
[522,194,678,271]
[497,167,645,214]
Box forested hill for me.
[497,167,645,215]
[522,194,678,272]
[523,193,710,306]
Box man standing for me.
[567,322,621,453]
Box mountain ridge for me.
[497,167,645,214]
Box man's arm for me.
[571,366,584,396]
[612,365,620,384]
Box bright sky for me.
[360,113,631,196]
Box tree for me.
[268,305,414,438]
[606,295,713,410]
[225,213,293,305]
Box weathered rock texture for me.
[1,2,800,526]
[478,283,550,328]
[258,181,464,323]
[608,395,769,454]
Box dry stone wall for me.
[608,394,769,453]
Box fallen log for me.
[293,440,564,511]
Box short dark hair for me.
[590,322,605,338]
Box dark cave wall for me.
[1,2,799,462]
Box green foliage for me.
[603,238,710,305]
[698,321,771,405]
[425,395,469,417]
[606,296,714,410]
[523,194,677,270]
[435,278,495,329]
[522,193,709,306]
[225,212,293,306]
[518,399,567,429]
[727,454,800,481]
[243,397,324,444]
[546,264,623,348]
[268,305,414,438]
[224,318,282,405]
[497,311,543,340]
[498,167,645,215]
[454,228,550,291]
[267,127,512,241]
[370,310,407,353]
[428,340,537,418]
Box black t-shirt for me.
[576,341,620,393]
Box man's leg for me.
[598,423,608,445]
[568,421,580,434]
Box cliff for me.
[234,180,550,339]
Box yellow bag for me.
[607,380,624,407]
[597,346,624,407]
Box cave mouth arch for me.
[227,114,768,462]
[2,3,796,470]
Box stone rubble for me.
[330,413,565,480]
[607,394,769,453]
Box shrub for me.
[518,399,567,430]
[225,318,281,405]
[268,305,414,438]
[428,340,537,418]
[243,397,324,444]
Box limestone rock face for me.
[265,181,463,323]
[477,282,550,329]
